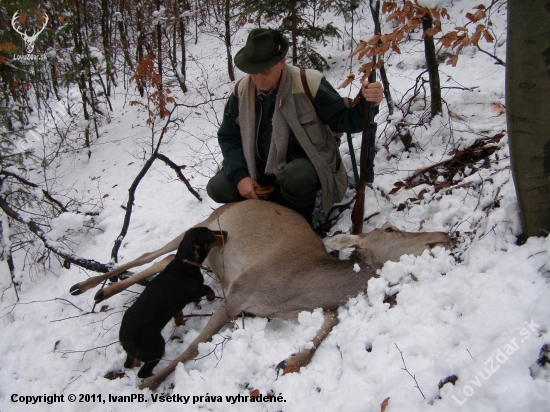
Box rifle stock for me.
[351,0,380,235]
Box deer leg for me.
[276,310,338,375]
[93,255,175,303]
[138,300,237,391]
[69,233,185,296]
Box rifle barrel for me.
[350,0,380,235]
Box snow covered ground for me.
[1,1,549,411]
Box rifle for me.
[351,0,380,235]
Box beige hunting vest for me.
[233,65,348,216]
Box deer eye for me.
[385,227,394,233]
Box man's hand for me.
[362,80,384,106]
[237,177,260,200]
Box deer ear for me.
[323,234,362,251]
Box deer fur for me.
[69,200,449,390]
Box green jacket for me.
[218,65,369,215]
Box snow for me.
[1,1,549,411]
[48,213,88,240]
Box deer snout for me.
[426,233,451,249]
[208,230,228,249]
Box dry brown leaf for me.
[483,29,495,43]
[337,74,355,89]
[18,11,27,24]
[471,24,485,46]
[466,9,486,22]
[350,40,367,58]
[448,110,465,120]
[381,396,390,411]
[418,220,425,231]
[491,101,505,116]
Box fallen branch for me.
[156,153,201,200]
[0,196,111,273]
[389,132,505,195]
[0,170,69,213]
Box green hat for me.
[234,28,289,74]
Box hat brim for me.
[234,41,289,74]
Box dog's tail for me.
[119,328,165,363]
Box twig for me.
[50,313,93,323]
[191,335,230,365]
[8,297,85,313]
[395,344,426,399]
[476,45,505,66]
[62,374,83,394]
[58,341,119,361]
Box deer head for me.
[11,11,49,54]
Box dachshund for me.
[119,227,227,378]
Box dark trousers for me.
[206,158,320,218]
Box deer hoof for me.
[94,289,105,303]
[138,376,159,391]
[275,360,300,376]
[69,284,82,296]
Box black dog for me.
[119,227,227,378]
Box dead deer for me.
[69,200,449,390]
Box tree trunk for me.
[136,5,146,97]
[178,0,189,92]
[506,0,550,240]
[101,0,112,96]
[117,0,134,72]
[421,13,442,118]
[224,0,235,81]
[291,4,298,65]
[157,0,163,93]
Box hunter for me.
[206,28,384,219]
